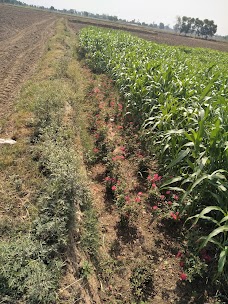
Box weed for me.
[130,262,154,301]
[79,261,93,279]
[81,208,99,259]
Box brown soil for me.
[76,70,217,303]
[134,31,228,52]
[0,4,57,122]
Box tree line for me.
[174,16,217,38]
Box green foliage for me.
[175,16,217,38]
[79,27,228,279]
[130,263,154,301]
[81,208,99,258]
[0,235,62,303]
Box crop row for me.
[79,27,228,277]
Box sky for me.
[23,0,228,36]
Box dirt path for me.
[0,5,57,122]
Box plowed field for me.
[0,4,56,119]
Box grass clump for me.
[0,235,63,303]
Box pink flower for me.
[173,194,179,201]
[138,192,143,196]
[135,197,141,203]
[93,148,99,153]
[152,173,162,182]
[170,212,179,220]
[147,175,152,181]
[166,190,171,195]
[160,195,165,200]
[152,205,158,210]
[180,273,187,280]
[137,153,144,158]
[111,185,117,191]
[105,176,111,182]
[93,87,100,94]
[117,125,123,129]
[152,183,157,189]
[125,196,130,202]
[167,201,172,205]
[120,146,125,151]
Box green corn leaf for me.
[199,236,224,250]
[187,206,225,227]
[218,247,228,274]
[199,226,228,250]
[167,148,190,169]
[200,73,219,99]
[161,176,183,188]
[220,216,228,224]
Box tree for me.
[177,16,217,39]
[180,16,191,35]
[159,22,164,30]
[174,16,182,33]
[195,18,203,37]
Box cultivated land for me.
[67,18,228,52]
[0,4,56,121]
[0,4,227,304]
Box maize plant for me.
[79,27,228,276]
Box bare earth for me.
[0,4,56,121]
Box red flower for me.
[176,251,182,258]
[152,205,158,210]
[117,125,123,129]
[180,261,184,267]
[120,146,125,151]
[111,185,117,191]
[118,104,123,110]
[180,273,187,280]
[200,250,212,263]
[105,176,111,182]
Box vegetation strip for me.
[0,19,97,303]
[79,26,228,294]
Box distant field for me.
[67,17,228,52]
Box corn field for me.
[79,27,228,277]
